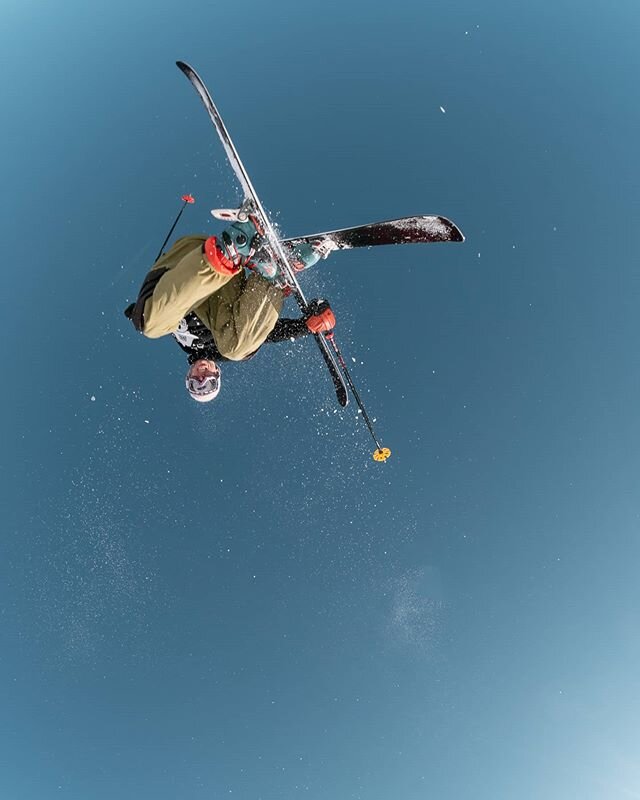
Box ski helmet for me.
[185,370,221,402]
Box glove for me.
[305,299,335,334]
[219,218,262,266]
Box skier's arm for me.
[265,317,310,343]
[265,300,336,344]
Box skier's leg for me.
[213,274,284,361]
[136,236,236,339]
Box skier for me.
[125,216,336,402]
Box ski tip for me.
[373,447,391,463]
[176,60,193,76]
[438,216,465,242]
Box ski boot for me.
[289,239,337,272]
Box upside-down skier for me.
[125,214,336,402]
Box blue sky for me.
[2,1,640,798]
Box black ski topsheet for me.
[176,60,349,407]
[284,214,464,250]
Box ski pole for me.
[155,194,195,261]
[325,332,391,463]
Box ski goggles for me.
[185,371,221,402]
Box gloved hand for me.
[220,218,263,266]
[305,299,336,334]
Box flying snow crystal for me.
[439,106,446,114]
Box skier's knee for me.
[216,341,247,361]
[141,316,172,339]
[142,325,165,339]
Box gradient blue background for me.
[2,1,640,797]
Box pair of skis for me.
[175,61,463,461]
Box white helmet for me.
[185,370,221,402]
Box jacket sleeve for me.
[265,317,310,343]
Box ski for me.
[283,214,464,250]
[176,60,349,408]
[212,211,465,250]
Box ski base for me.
[284,214,464,250]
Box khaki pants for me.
[142,236,283,361]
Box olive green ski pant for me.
[141,235,284,361]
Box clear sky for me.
[2,0,640,798]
